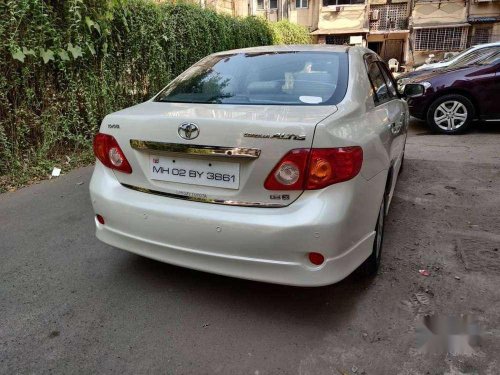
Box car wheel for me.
[362,197,385,276]
[398,148,405,175]
[427,94,474,134]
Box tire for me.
[398,148,405,175]
[426,94,474,134]
[361,196,386,276]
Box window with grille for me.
[414,27,468,51]
[296,0,308,8]
[369,4,408,31]
[270,0,278,8]
[471,26,492,46]
[325,35,350,45]
[257,0,264,9]
[323,0,364,6]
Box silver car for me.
[90,45,408,286]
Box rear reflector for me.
[93,133,132,174]
[96,214,105,225]
[265,147,362,191]
[308,252,325,265]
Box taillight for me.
[264,147,362,191]
[306,147,363,189]
[93,133,132,174]
[264,149,309,190]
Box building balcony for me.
[369,3,409,32]
[369,18,409,32]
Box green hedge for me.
[270,20,312,45]
[0,0,310,190]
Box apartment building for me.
[249,0,499,68]
[367,0,411,65]
[159,0,498,67]
[250,0,411,65]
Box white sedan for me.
[415,41,500,71]
[90,45,408,286]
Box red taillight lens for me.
[93,133,132,174]
[264,149,310,190]
[264,147,362,191]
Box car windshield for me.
[448,47,500,68]
[155,51,348,106]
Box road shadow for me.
[116,252,375,328]
[410,117,500,135]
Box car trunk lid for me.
[102,101,337,207]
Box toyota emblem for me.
[178,123,200,140]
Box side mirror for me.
[403,83,426,98]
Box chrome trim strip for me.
[130,140,261,159]
[121,184,286,208]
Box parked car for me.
[397,45,500,93]
[90,45,408,286]
[404,51,500,134]
[414,41,500,71]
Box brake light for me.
[93,133,132,174]
[264,147,362,191]
[264,149,309,190]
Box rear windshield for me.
[155,51,348,106]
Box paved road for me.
[1,120,499,374]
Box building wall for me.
[318,4,368,31]
[469,1,500,17]
[288,0,321,30]
[468,0,500,45]
[411,0,468,27]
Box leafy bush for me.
[270,20,311,45]
[0,0,309,191]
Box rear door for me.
[364,55,406,199]
[378,60,408,161]
[466,53,500,120]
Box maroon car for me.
[404,51,500,134]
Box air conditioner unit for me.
[326,5,344,11]
[370,9,380,21]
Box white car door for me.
[364,55,407,205]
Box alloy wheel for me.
[433,100,468,131]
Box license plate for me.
[149,155,240,189]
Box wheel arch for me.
[383,166,394,215]
[425,88,478,119]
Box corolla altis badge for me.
[244,133,306,141]
[178,123,200,140]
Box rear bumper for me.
[89,163,385,286]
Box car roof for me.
[469,41,500,50]
[211,44,366,56]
